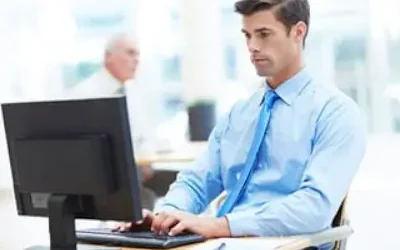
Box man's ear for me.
[292,21,307,44]
[104,50,111,59]
[104,51,113,65]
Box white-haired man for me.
[69,33,140,97]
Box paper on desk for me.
[189,237,297,250]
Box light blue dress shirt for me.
[155,68,367,240]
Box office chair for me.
[210,192,350,250]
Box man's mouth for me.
[252,55,267,60]
[252,58,268,63]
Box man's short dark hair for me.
[234,0,310,45]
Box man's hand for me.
[112,210,231,239]
[151,211,231,239]
[112,209,154,232]
[139,165,154,183]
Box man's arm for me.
[154,112,232,214]
[226,98,367,237]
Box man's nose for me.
[248,38,260,53]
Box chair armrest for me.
[308,225,353,247]
[333,218,350,250]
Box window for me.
[62,62,101,89]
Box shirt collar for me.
[260,67,312,106]
[101,67,127,94]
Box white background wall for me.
[1,0,399,186]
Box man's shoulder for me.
[306,82,360,111]
[306,83,364,127]
[65,71,101,98]
[66,69,120,99]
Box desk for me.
[1,190,312,250]
[135,142,207,167]
[0,238,307,250]
[3,238,308,250]
[118,243,199,250]
[104,237,308,250]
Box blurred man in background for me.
[67,32,156,210]
[68,33,139,96]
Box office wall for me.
[1,0,400,189]
[0,1,69,188]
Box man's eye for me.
[244,34,251,39]
[126,49,135,55]
[260,33,271,39]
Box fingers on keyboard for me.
[112,222,132,232]
[160,216,179,234]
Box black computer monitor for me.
[2,96,143,250]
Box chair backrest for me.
[332,198,347,227]
[332,198,349,250]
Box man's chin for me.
[256,69,273,77]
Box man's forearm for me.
[154,185,195,213]
[154,173,208,214]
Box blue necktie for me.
[217,90,279,217]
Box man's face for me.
[241,9,305,77]
[105,39,140,82]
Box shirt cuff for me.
[225,212,258,237]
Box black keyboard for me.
[76,228,206,249]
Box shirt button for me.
[258,163,262,169]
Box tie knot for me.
[264,91,279,109]
[115,87,126,95]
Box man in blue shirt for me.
[116,0,367,242]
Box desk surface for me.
[100,237,306,250]
[119,243,198,250]
[135,142,207,166]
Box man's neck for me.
[267,60,304,89]
[105,67,125,84]
[110,74,125,84]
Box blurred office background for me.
[0,0,399,248]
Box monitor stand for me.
[24,195,121,250]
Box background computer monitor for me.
[2,96,143,250]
